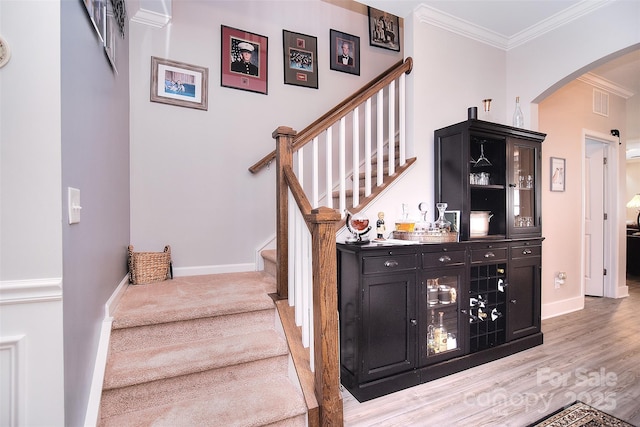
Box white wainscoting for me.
[0,278,64,426]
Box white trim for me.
[254,235,276,272]
[578,72,635,99]
[173,263,255,277]
[84,274,128,427]
[415,0,610,51]
[0,278,62,305]
[581,129,626,300]
[0,335,26,427]
[541,296,584,320]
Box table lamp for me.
[627,193,640,226]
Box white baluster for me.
[325,127,333,209]
[339,117,346,213]
[388,80,395,176]
[399,73,406,166]
[352,107,360,207]
[365,98,372,197]
[377,89,384,186]
[312,136,319,208]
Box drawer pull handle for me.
[438,255,452,263]
[484,252,495,258]
[410,319,417,326]
[384,260,399,268]
[522,249,532,255]
[510,299,517,304]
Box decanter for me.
[512,96,524,128]
[433,202,451,232]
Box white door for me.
[585,139,605,296]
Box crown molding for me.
[415,5,508,50]
[578,72,635,99]
[415,0,611,51]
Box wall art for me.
[221,25,268,95]
[282,30,318,89]
[150,57,209,110]
[330,29,360,76]
[368,7,400,52]
[550,157,566,192]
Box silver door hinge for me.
[604,213,608,220]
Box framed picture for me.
[283,30,318,89]
[221,25,268,95]
[550,157,566,192]
[445,210,461,235]
[104,4,117,73]
[368,7,400,51]
[330,29,360,76]
[83,0,106,43]
[150,57,209,110]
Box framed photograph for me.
[368,7,400,52]
[330,29,360,76]
[150,57,209,110]
[221,25,268,95]
[283,30,318,89]
[445,210,461,234]
[104,5,117,73]
[550,157,566,192]
[83,0,106,43]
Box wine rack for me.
[469,263,507,352]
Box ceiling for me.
[358,0,640,95]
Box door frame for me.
[580,129,621,299]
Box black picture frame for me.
[283,30,318,89]
[330,29,360,76]
[368,6,400,52]
[221,25,268,95]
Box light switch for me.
[68,187,81,224]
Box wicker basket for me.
[128,245,173,285]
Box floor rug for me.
[528,401,635,427]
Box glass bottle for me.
[427,309,436,355]
[512,96,524,128]
[435,311,447,352]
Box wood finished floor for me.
[342,275,640,427]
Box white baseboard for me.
[84,274,128,427]
[173,263,255,277]
[541,295,584,320]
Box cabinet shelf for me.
[470,184,505,190]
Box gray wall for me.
[60,1,130,425]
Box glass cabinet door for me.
[421,268,465,364]
[510,140,540,235]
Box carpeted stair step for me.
[100,356,306,426]
[103,328,288,390]
[111,272,277,330]
[110,308,276,353]
[261,249,277,278]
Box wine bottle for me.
[436,311,448,352]
[512,96,524,128]
[477,308,488,321]
[427,309,436,355]
[491,307,503,321]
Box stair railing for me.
[269,58,413,426]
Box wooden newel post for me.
[272,126,296,300]
[307,206,344,426]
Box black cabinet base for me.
[343,332,543,402]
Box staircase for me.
[98,265,307,426]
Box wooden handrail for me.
[249,57,413,174]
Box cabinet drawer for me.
[511,245,541,259]
[470,247,507,263]
[362,254,417,274]
[422,250,466,268]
